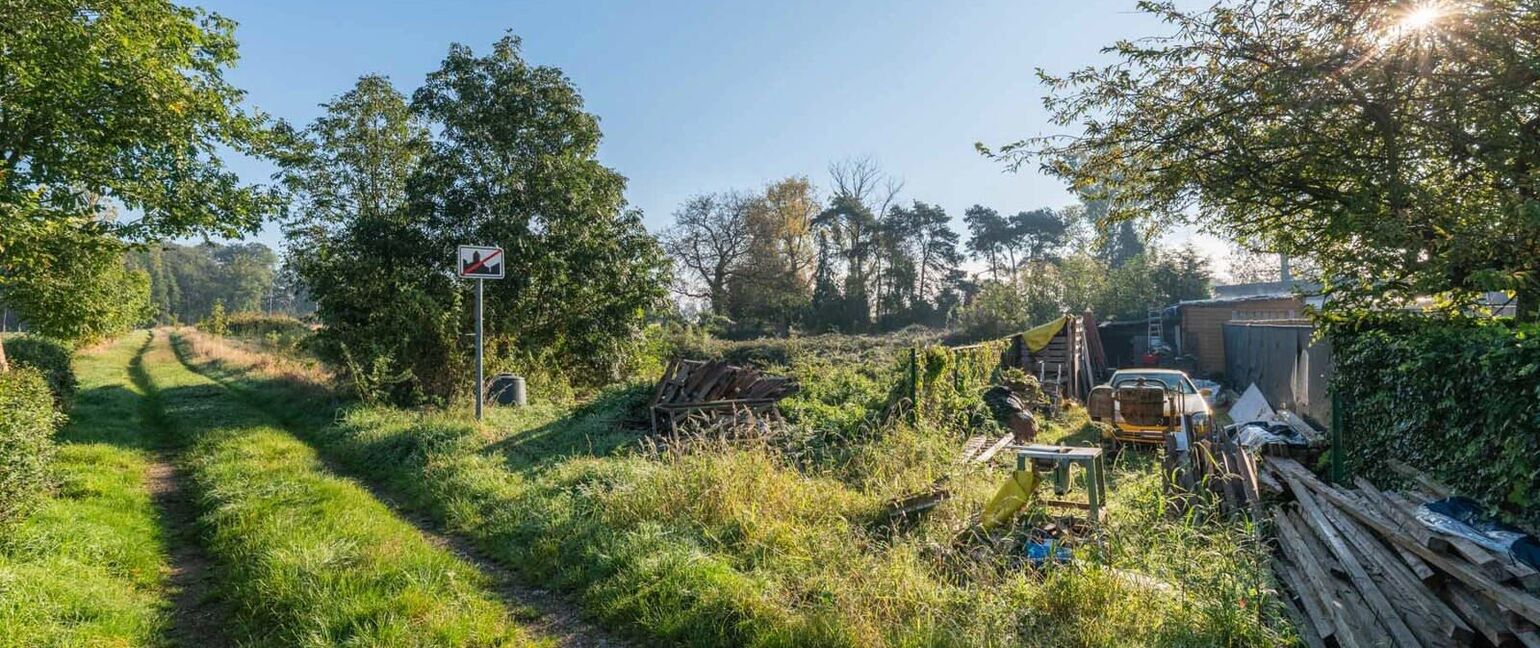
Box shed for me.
[1164,295,1306,377]
[1001,313,1107,401]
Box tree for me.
[1009,208,1069,264]
[964,205,1010,281]
[0,0,276,368]
[999,0,1540,321]
[1,232,150,344]
[812,158,902,332]
[879,201,962,326]
[661,193,754,315]
[283,39,668,404]
[127,242,282,323]
[408,35,668,396]
[725,177,819,333]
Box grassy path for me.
[129,337,234,647]
[167,330,634,648]
[0,332,173,647]
[137,331,540,647]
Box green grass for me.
[139,331,539,647]
[174,328,1294,647]
[0,332,173,647]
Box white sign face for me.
[457,245,504,279]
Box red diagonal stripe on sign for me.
[463,249,502,275]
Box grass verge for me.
[174,328,1291,647]
[139,330,538,647]
[0,332,172,647]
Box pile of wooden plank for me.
[649,358,799,434]
[1266,458,1540,648]
[1162,432,1265,520]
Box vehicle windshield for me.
[1110,372,1196,394]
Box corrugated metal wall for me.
[1222,321,1333,427]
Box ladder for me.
[1146,307,1162,350]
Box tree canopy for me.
[0,0,277,364]
[995,0,1540,321]
[281,38,668,404]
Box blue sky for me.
[198,0,1231,273]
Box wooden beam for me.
[1275,511,1373,647]
[1387,459,1454,499]
[1271,556,1336,644]
[1284,472,1426,648]
[1354,479,1440,584]
[1321,496,1472,645]
[1273,459,1540,627]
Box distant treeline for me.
[663,159,1213,340]
[127,242,311,325]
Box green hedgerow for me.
[0,366,61,526]
[4,335,76,404]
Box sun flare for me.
[1402,5,1442,30]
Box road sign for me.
[457,244,503,421]
[457,245,504,279]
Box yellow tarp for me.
[1020,315,1071,353]
[981,469,1041,528]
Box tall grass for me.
[141,331,538,647]
[0,333,171,646]
[175,328,1292,647]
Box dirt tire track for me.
[143,458,233,648]
[131,331,235,648]
[166,329,633,648]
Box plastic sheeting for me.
[1021,315,1071,353]
[1417,497,1540,569]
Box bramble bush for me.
[0,367,60,526]
[1333,317,1540,529]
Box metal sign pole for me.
[475,277,484,421]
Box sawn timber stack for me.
[649,358,798,435]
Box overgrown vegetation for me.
[140,332,537,646]
[1334,317,1540,529]
[176,327,1288,647]
[0,366,58,527]
[0,334,170,645]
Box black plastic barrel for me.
[487,374,526,406]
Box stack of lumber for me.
[1266,458,1540,648]
[1163,432,1266,520]
[650,358,798,434]
[653,358,798,406]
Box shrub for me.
[0,367,60,526]
[1333,317,1540,529]
[3,335,76,403]
[199,299,229,336]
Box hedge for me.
[0,367,60,526]
[4,335,77,404]
[1333,318,1540,529]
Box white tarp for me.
[1229,383,1275,425]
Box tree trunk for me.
[0,333,8,373]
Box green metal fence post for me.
[1330,388,1345,484]
[909,346,919,426]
